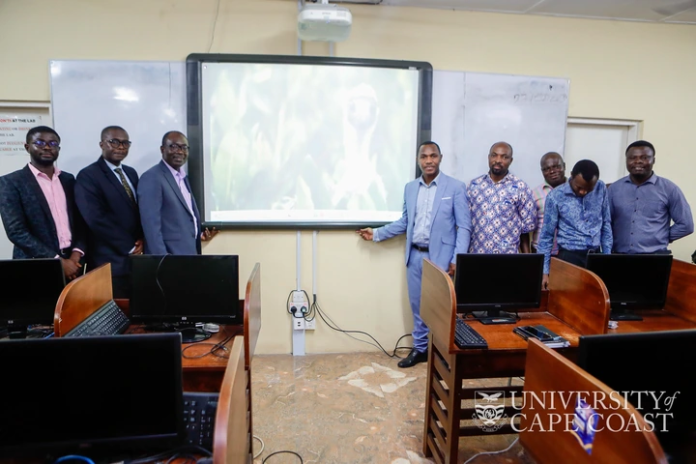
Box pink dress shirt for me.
[27,163,72,250]
[164,163,198,235]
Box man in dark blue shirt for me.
[538,160,612,289]
[608,140,693,254]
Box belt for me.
[558,247,600,254]
[412,244,429,252]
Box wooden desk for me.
[607,259,696,334]
[420,257,611,464]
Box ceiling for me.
[327,0,696,24]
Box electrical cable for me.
[462,437,519,464]
[253,435,265,459]
[53,456,95,464]
[311,295,413,358]
[182,328,234,359]
[262,450,303,463]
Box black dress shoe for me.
[398,348,428,368]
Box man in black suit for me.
[0,126,86,280]
[75,126,143,298]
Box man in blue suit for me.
[357,141,471,368]
[0,126,86,280]
[138,131,217,255]
[75,126,143,298]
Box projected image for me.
[201,62,420,224]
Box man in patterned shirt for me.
[538,160,612,289]
[467,142,537,254]
[531,152,566,253]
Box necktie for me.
[114,168,135,202]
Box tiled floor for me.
[251,352,527,464]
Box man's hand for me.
[61,257,82,280]
[448,263,456,277]
[201,227,219,242]
[542,274,549,290]
[131,239,144,255]
[356,228,374,241]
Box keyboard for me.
[454,318,488,349]
[183,392,219,452]
[64,300,130,337]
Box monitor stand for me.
[473,309,518,325]
[610,310,643,321]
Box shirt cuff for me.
[372,229,381,242]
[72,248,85,256]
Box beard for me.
[30,153,56,167]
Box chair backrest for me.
[54,263,112,336]
[520,339,667,464]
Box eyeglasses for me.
[107,139,132,148]
[33,140,60,148]
[541,164,564,173]
[166,143,189,152]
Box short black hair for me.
[626,140,655,156]
[161,130,184,147]
[101,125,127,140]
[489,141,513,156]
[26,126,59,144]
[419,140,441,154]
[571,159,600,182]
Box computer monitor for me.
[454,253,544,324]
[585,254,673,321]
[577,330,696,463]
[0,258,65,336]
[129,255,240,326]
[0,333,184,457]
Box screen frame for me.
[585,254,673,310]
[0,333,185,456]
[129,254,241,324]
[186,53,433,229]
[454,253,544,312]
[0,258,66,328]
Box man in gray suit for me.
[138,131,217,255]
[357,141,471,368]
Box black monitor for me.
[585,254,673,321]
[0,258,65,336]
[577,330,696,463]
[130,255,240,327]
[454,254,544,324]
[0,333,184,457]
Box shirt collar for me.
[27,163,60,178]
[486,172,513,185]
[164,160,186,179]
[103,158,122,172]
[624,172,658,185]
[419,172,441,187]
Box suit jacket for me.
[0,165,86,259]
[75,158,142,277]
[375,172,471,271]
[138,160,201,255]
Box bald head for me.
[489,141,513,157]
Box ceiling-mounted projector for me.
[298,1,352,42]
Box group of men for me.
[0,125,217,298]
[358,140,693,368]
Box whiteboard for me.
[432,71,569,188]
[50,60,186,177]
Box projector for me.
[298,2,352,42]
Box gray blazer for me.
[138,161,201,255]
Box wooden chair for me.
[520,339,667,463]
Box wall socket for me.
[291,290,309,317]
[293,318,305,331]
[305,319,316,330]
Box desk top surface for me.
[456,312,581,353]
[609,309,696,334]
[126,324,242,370]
